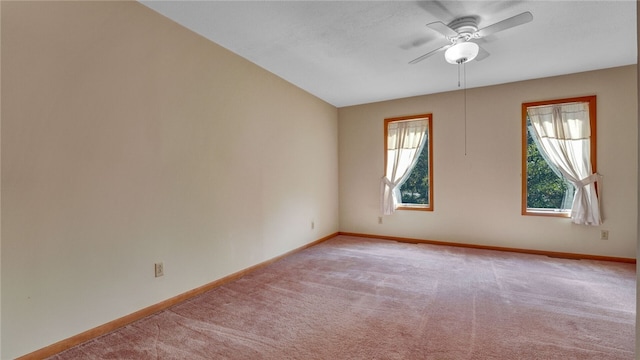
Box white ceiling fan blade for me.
[474,11,533,38]
[426,21,458,39]
[409,44,451,64]
[474,45,490,61]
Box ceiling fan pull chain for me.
[463,61,467,156]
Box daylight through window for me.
[381,114,433,214]
[521,96,597,221]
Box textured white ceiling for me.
[141,1,637,107]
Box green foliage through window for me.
[526,120,573,210]
[400,145,429,204]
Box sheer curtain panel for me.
[381,119,428,215]
[527,102,601,225]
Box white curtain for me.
[527,102,601,225]
[380,119,428,215]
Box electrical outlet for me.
[311,220,315,230]
[155,262,164,277]
[600,230,609,240]
[378,216,383,224]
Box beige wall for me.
[0,2,339,358]
[339,65,637,259]
[636,1,639,357]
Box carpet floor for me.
[48,235,636,359]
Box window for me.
[381,114,433,214]
[521,96,597,220]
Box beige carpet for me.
[49,235,635,359]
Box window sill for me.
[523,208,570,218]
[396,204,433,212]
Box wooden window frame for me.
[521,95,597,217]
[384,113,434,212]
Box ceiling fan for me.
[409,11,533,65]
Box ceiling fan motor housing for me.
[447,16,479,42]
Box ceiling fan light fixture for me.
[445,42,479,64]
